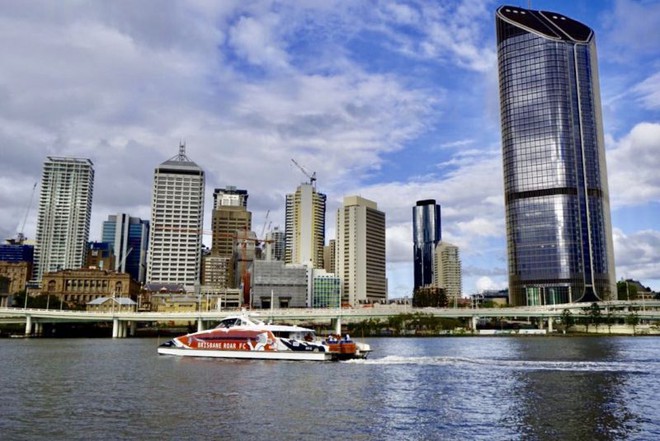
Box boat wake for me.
[345,355,653,373]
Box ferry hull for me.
[158,346,334,361]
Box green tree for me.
[561,309,574,333]
[617,280,638,301]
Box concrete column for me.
[129,322,136,336]
[34,322,43,336]
[548,317,554,333]
[112,318,119,338]
[471,316,478,333]
[25,315,32,336]
[197,319,204,332]
[332,317,341,335]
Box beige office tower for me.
[146,144,205,289]
[323,239,336,273]
[335,196,387,306]
[33,157,94,283]
[434,241,462,305]
[284,183,326,268]
[211,186,251,256]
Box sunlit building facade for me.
[146,144,205,289]
[496,6,616,306]
[33,157,94,283]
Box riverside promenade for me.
[1,300,659,337]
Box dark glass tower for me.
[413,200,441,290]
[496,6,616,306]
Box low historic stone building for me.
[0,261,32,296]
[40,268,141,309]
[86,296,137,312]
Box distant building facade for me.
[312,269,341,308]
[33,157,94,283]
[86,242,115,271]
[0,242,34,295]
[335,196,387,305]
[102,213,149,283]
[146,144,205,289]
[285,183,326,268]
[434,242,462,305]
[252,260,308,308]
[40,268,140,308]
[413,199,441,290]
[264,226,285,261]
[496,6,616,305]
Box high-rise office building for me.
[412,199,441,290]
[33,157,94,283]
[102,214,150,283]
[209,186,251,289]
[434,242,462,305]
[285,183,326,268]
[211,186,251,257]
[335,196,387,305]
[146,144,205,289]
[496,6,616,305]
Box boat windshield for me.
[215,318,241,328]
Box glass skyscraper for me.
[412,200,441,290]
[102,214,149,283]
[496,6,616,306]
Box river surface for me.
[1,336,659,440]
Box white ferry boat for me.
[157,315,371,361]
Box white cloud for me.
[475,276,506,292]
[633,72,660,109]
[607,122,660,208]
[613,228,660,283]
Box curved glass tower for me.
[496,6,615,306]
[413,200,441,290]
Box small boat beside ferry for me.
[157,315,371,361]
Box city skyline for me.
[0,1,658,296]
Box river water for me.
[1,336,659,440]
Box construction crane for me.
[291,158,316,187]
[260,209,270,238]
[10,182,37,245]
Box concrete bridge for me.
[1,300,659,338]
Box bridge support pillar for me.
[120,322,128,338]
[471,316,478,333]
[197,319,204,332]
[34,322,42,336]
[331,317,341,335]
[548,317,553,333]
[112,318,119,338]
[25,315,32,336]
[129,322,136,336]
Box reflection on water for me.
[0,337,658,440]
[505,338,644,440]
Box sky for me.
[1,0,659,298]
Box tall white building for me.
[33,157,94,283]
[146,144,205,289]
[434,241,462,304]
[285,183,326,268]
[335,196,387,305]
